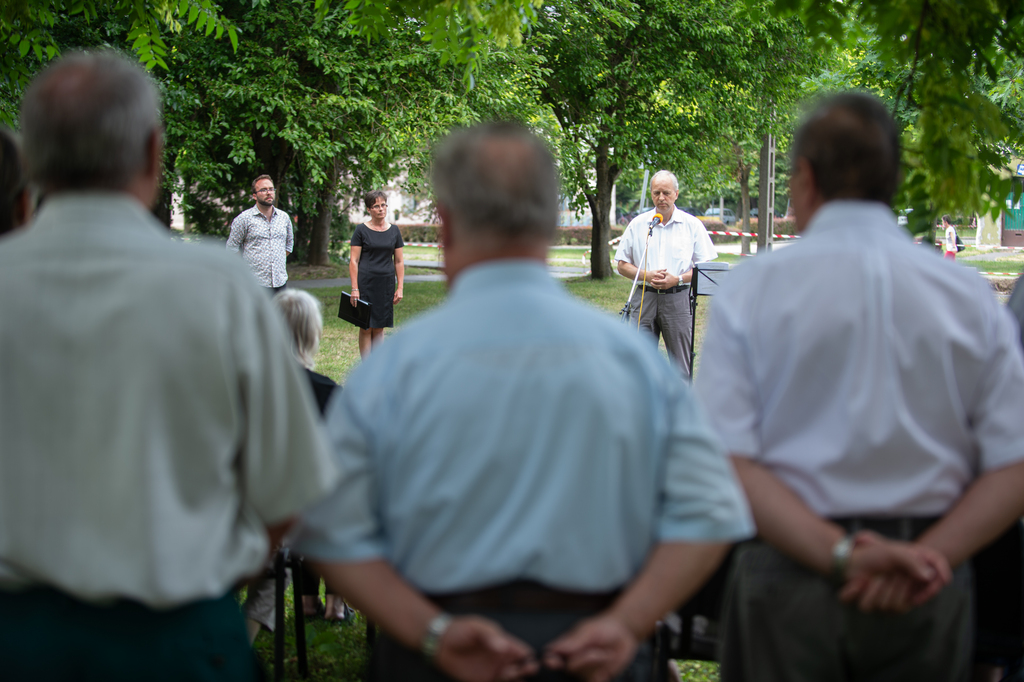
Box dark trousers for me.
[719,540,972,682]
[0,586,259,682]
[630,287,692,377]
[372,610,652,682]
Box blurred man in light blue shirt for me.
[295,123,754,682]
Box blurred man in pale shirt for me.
[0,52,338,681]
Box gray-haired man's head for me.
[650,170,679,192]
[431,123,559,247]
[20,51,161,192]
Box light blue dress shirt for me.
[295,260,752,593]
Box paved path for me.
[960,252,1020,262]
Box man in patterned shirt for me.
[227,174,293,292]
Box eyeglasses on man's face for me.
[255,187,276,195]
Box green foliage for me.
[335,0,544,87]
[0,0,237,125]
[162,0,548,259]
[767,0,1024,230]
[394,224,627,245]
[529,0,817,276]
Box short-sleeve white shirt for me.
[614,207,717,278]
[695,201,1024,517]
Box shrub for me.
[394,224,629,246]
[553,226,625,246]
[397,223,440,243]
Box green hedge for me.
[397,224,626,246]
[555,226,625,245]
[395,219,797,247]
[397,223,441,243]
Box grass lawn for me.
[958,261,1024,275]
[287,262,438,280]
[293,247,595,279]
[310,272,715,384]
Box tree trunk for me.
[253,130,294,188]
[739,167,751,256]
[153,154,174,229]
[308,184,335,266]
[307,157,339,266]
[757,134,776,255]
[152,185,173,230]
[589,143,620,279]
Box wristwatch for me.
[831,535,854,584]
[421,612,453,663]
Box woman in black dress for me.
[349,190,405,357]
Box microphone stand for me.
[619,216,660,325]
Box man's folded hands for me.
[838,530,953,613]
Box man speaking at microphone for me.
[615,170,716,378]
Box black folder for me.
[338,292,372,329]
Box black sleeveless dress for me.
[351,223,404,328]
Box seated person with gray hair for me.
[242,289,349,640]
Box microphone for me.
[649,213,664,228]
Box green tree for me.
[531,0,816,278]
[164,0,549,263]
[0,0,237,125]
[772,0,1024,229]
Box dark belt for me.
[648,284,689,295]
[427,580,620,613]
[830,516,941,541]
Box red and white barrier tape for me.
[610,231,798,245]
[405,242,442,248]
[706,230,800,239]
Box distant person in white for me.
[615,171,716,377]
[942,214,958,261]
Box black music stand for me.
[689,262,731,373]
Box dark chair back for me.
[974,520,1024,663]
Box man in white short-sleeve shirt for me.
[696,93,1024,682]
[615,171,716,377]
